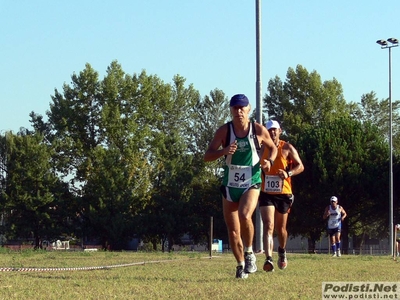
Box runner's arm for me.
[323,207,330,219]
[204,124,235,161]
[286,144,304,177]
[256,123,277,171]
[340,207,347,221]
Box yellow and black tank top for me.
[261,140,292,195]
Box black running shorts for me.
[258,192,294,214]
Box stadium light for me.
[376,38,398,257]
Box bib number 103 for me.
[263,175,283,192]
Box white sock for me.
[237,261,245,267]
[244,246,253,253]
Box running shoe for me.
[235,266,248,279]
[244,252,257,273]
[337,249,341,257]
[277,247,287,270]
[263,256,274,272]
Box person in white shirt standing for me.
[323,196,347,257]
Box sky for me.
[1,1,399,133]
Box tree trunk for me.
[168,236,174,252]
[307,237,316,253]
[33,227,41,250]
[308,230,321,253]
[152,240,157,251]
[161,238,166,252]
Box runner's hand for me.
[225,140,237,155]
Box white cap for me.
[330,196,338,202]
[266,120,280,130]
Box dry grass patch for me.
[0,249,398,299]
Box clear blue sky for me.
[1,1,399,132]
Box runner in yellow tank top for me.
[259,120,304,272]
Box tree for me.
[30,61,153,249]
[292,118,389,253]
[81,146,149,250]
[351,91,400,154]
[140,75,201,251]
[186,89,231,245]
[264,64,351,144]
[350,92,400,232]
[262,65,393,252]
[3,131,69,248]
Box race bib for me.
[263,175,283,193]
[227,165,252,188]
[328,219,340,229]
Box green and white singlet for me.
[222,122,261,202]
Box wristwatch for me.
[287,170,293,177]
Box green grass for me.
[0,249,398,299]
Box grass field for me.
[0,249,398,299]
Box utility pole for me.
[255,0,263,252]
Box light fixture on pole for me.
[376,37,398,257]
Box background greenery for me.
[0,250,398,299]
[0,62,399,251]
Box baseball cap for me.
[266,120,280,130]
[330,196,338,203]
[230,94,249,107]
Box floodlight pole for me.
[376,38,398,257]
[255,0,263,252]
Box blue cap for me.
[230,94,249,107]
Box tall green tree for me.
[292,118,389,252]
[350,92,400,228]
[262,65,392,252]
[3,131,68,248]
[30,61,153,249]
[30,61,215,250]
[264,64,351,144]
[82,146,149,249]
[351,91,400,154]
[140,75,201,251]
[187,89,231,244]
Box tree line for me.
[0,62,399,252]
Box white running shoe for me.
[244,252,257,273]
